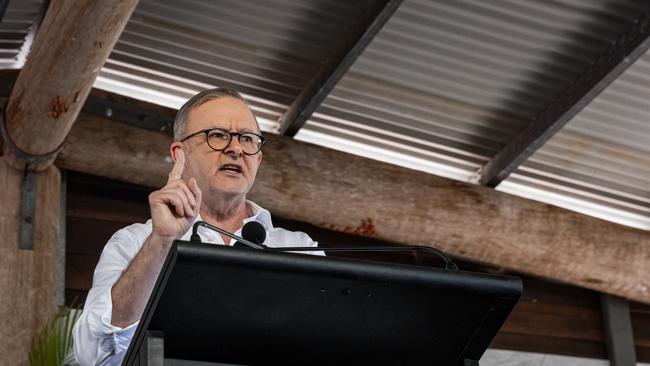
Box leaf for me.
[29,300,83,366]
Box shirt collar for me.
[182,200,273,242]
[243,200,273,231]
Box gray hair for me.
[173,87,259,141]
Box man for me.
[73,88,319,365]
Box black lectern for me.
[123,241,522,365]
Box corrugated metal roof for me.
[295,0,650,230]
[6,0,646,230]
[344,0,639,119]
[499,51,650,229]
[95,0,369,131]
[298,0,644,180]
[0,0,45,68]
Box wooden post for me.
[0,160,60,363]
[0,1,138,363]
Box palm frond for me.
[29,301,82,366]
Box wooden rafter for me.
[0,0,9,22]
[276,0,403,136]
[479,9,650,187]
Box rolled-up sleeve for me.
[73,224,150,366]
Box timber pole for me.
[0,1,138,364]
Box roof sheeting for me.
[296,0,650,229]
[95,0,369,131]
[6,0,647,230]
[0,0,45,68]
[499,52,650,229]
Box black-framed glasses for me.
[180,128,265,155]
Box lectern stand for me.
[123,241,522,365]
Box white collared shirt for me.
[73,201,319,366]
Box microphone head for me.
[242,221,266,245]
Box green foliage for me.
[28,302,82,366]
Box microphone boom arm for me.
[191,221,264,250]
[190,221,457,271]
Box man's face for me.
[176,97,262,201]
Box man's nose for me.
[224,136,244,157]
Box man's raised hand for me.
[148,149,202,243]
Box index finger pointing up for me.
[168,148,186,182]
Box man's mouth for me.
[219,164,243,174]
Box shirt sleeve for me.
[73,225,147,366]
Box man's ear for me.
[257,151,263,166]
[170,141,184,162]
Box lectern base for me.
[140,331,242,366]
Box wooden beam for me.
[276,0,403,136]
[56,111,650,304]
[2,0,138,169]
[0,161,61,364]
[479,9,650,187]
[57,113,170,188]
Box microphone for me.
[234,221,266,248]
[190,221,264,250]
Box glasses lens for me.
[239,133,263,154]
[206,129,231,150]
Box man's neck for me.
[199,196,250,242]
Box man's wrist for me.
[147,232,176,250]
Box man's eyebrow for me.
[205,125,249,131]
[205,124,259,134]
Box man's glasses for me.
[180,128,265,155]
